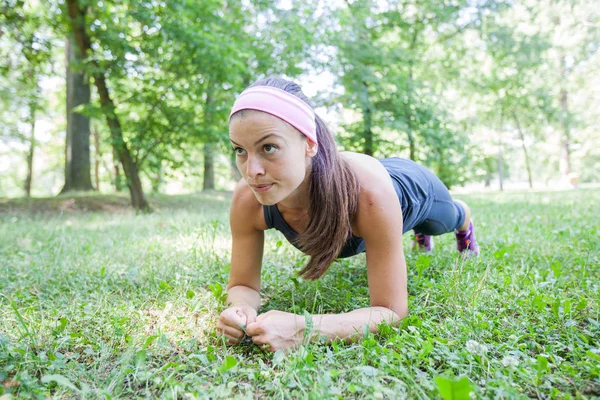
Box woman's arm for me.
[217,180,266,344]
[226,180,266,308]
[247,167,409,351]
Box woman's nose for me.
[246,155,265,178]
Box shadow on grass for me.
[0,191,233,216]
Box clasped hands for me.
[216,305,307,352]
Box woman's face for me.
[229,111,317,206]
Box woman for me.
[216,77,479,352]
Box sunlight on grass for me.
[0,189,598,398]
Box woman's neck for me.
[277,165,312,212]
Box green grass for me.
[1,189,598,399]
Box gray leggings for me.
[380,157,467,237]
[412,168,466,236]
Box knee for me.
[455,199,471,217]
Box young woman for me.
[216,77,479,352]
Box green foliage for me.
[62,0,319,188]
[1,0,598,196]
[435,375,474,400]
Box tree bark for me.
[512,111,533,189]
[66,0,150,211]
[361,81,373,156]
[151,163,162,193]
[405,29,419,161]
[61,35,93,193]
[93,128,100,190]
[497,146,504,191]
[112,146,123,191]
[560,82,572,176]
[230,152,241,182]
[203,142,215,190]
[203,84,215,190]
[24,101,36,197]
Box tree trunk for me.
[151,163,162,193]
[24,101,36,197]
[203,142,215,190]
[61,35,93,193]
[361,81,373,156]
[512,112,533,189]
[66,0,150,211]
[93,128,100,190]
[405,29,419,161]
[407,132,415,161]
[112,146,123,191]
[560,85,572,176]
[202,83,216,190]
[497,146,504,191]
[230,152,241,182]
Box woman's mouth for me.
[251,183,274,193]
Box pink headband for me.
[229,86,317,144]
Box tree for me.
[65,0,149,210]
[61,35,93,193]
[0,0,54,196]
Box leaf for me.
[143,335,158,349]
[41,374,79,392]
[57,317,68,334]
[135,350,146,367]
[273,350,285,366]
[186,289,195,299]
[435,375,474,400]
[536,355,548,375]
[416,255,431,269]
[219,355,238,373]
[550,261,562,278]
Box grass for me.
[0,188,598,399]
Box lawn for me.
[1,189,598,399]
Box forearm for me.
[308,307,404,344]
[225,285,261,312]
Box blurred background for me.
[1,0,598,209]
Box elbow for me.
[373,304,408,324]
[390,304,408,322]
[397,305,409,321]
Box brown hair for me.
[232,77,360,280]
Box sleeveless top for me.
[263,157,435,258]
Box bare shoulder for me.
[340,152,401,236]
[340,152,396,200]
[231,179,268,231]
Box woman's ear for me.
[305,138,318,158]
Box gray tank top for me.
[263,157,434,258]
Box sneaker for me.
[412,232,434,251]
[455,221,480,255]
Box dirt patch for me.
[0,191,234,216]
[0,195,133,215]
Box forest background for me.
[0,0,598,208]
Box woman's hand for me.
[246,310,305,352]
[216,304,257,345]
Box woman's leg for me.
[412,170,479,254]
[453,199,471,232]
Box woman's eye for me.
[233,147,246,156]
[264,144,277,154]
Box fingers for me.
[217,323,244,339]
[216,320,245,345]
[251,335,277,352]
[255,310,272,323]
[245,309,258,325]
[245,321,261,336]
[220,307,245,327]
[217,308,248,345]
